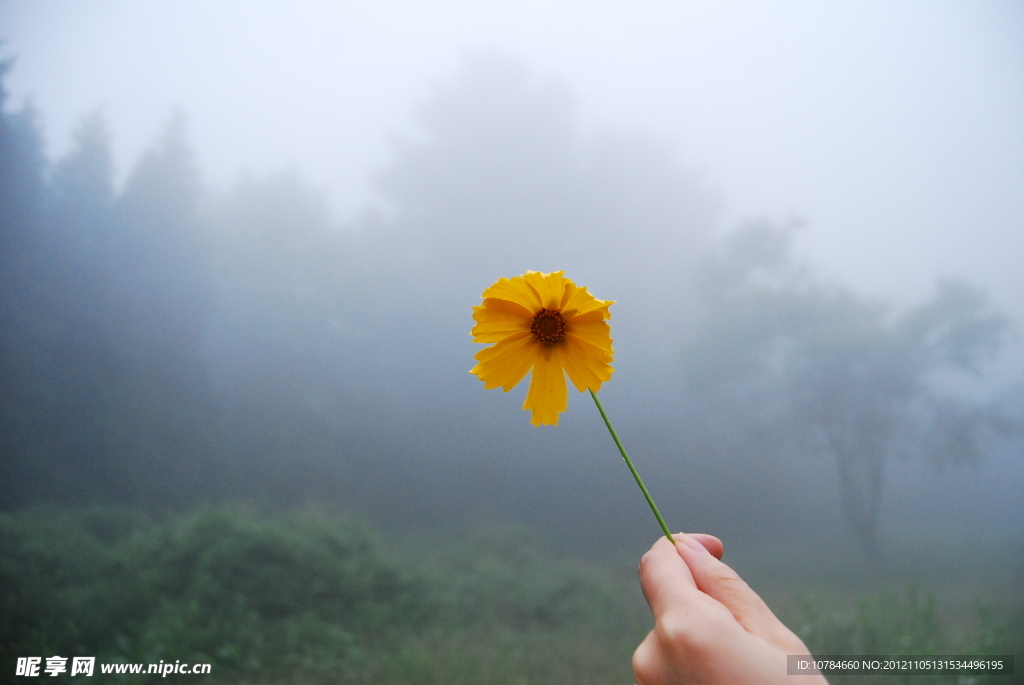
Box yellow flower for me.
[470,271,614,426]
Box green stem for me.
[589,389,675,543]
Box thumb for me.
[674,534,801,650]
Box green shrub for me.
[0,506,631,683]
[0,505,424,682]
[3,506,1019,684]
[419,523,622,632]
[790,586,1023,685]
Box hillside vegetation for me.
[2,506,1019,684]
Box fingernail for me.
[680,534,710,555]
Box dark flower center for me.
[531,308,566,345]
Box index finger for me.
[637,535,700,620]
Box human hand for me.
[633,534,827,685]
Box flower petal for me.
[562,285,614,319]
[522,349,568,426]
[471,303,532,343]
[564,316,613,352]
[475,297,535,321]
[564,309,611,325]
[556,343,599,393]
[558,281,578,309]
[482,277,543,312]
[471,323,531,344]
[470,331,536,391]
[523,270,567,310]
[564,334,614,383]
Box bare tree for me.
[684,221,1019,552]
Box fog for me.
[2,0,1022,572]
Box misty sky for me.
[3,1,1023,365]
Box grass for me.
[1,504,1020,684]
